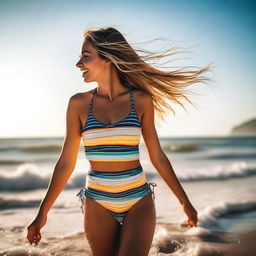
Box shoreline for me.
[0,220,256,255]
[154,222,256,256]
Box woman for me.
[27,26,213,255]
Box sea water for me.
[0,136,256,255]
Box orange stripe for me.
[83,136,140,146]
[88,174,147,193]
[100,200,140,213]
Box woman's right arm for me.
[27,94,83,245]
[38,94,82,215]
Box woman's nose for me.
[76,61,83,68]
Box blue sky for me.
[0,0,255,138]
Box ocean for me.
[0,136,256,255]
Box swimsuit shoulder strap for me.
[89,88,96,114]
[91,87,134,113]
[129,87,135,112]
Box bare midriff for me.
[89,159,141,172]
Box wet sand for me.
[1,221,255,256]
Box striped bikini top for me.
[81,87,142,162]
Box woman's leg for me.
[84,196,122,256]
[117,191,156,256]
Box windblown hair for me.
[83,26,215,124]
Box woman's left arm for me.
[140,94,198,227]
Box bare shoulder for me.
[133,89,152,110]
[133,88,151,98]
[68,89,94,108]
[133,89,151,101]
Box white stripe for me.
[82,127,141,139]
[87,172,144,186]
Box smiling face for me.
[76,40,110,83]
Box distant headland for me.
[230,118,256,136]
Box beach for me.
[1,136,256,255]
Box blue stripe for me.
[85,186,150,202]
[88,166,143,179]
[81,109,141,132]
[85,145,139,152]
[86,151,138,156]
[86,183,150,198]
[81,88,142,162]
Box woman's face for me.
[76,41,109,83]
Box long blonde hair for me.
[83,26,215,124]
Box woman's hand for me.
[26,212,47,246]
[182,201,198,228]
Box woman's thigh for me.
[84,196,122,256]
[117,192,156,256]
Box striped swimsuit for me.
[76,86,157,225]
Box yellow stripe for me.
[83,135,140,146]
[88,174,147,193]
[100,199,140,213]
[84,135,140,142]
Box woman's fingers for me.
[187,218,197,228]
[27,226,41,245]
[192,213,198,226]
[188,210,198,227]
[33,232,41,245]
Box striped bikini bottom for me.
[76,165,157,225]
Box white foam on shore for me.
[179,200,256,231]
[1,161,256,191]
